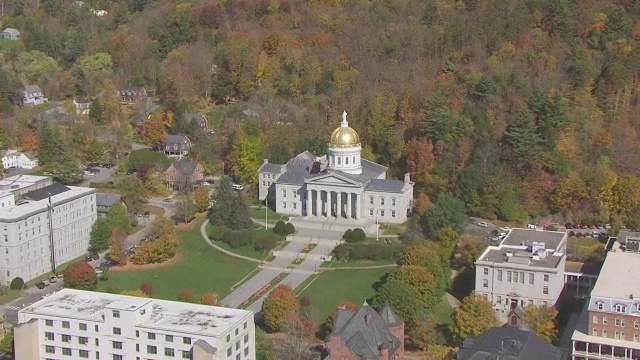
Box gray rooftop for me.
[501,229,566,251]
[332,305,402,359]
[2,28,19,35]
[257,161,284,173]
[25,183,70,201]
[170,159,200,176]
[21,289,252,338]
[479,247,564,269]
[616,231,640,245]
[163,134,190,146]
[366,179,406,193]
[95,193,121,207]
[24,85,42,94]
[456,325,567,360]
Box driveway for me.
[80,166,117,187]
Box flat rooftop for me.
[617,231,640,244]
[479,247,564,269]
[0,175,50,195]
[21,289,252,338]
[501,228,566,251]
[590,246,640,299]
[0,186,94,220]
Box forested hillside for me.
[1,0,640,226]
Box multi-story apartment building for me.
[0,174,52,197]
[0,182,96,285]
[475,228,568,315]
[571,235,640,360]
[15,289,256,360]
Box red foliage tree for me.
[325,301,361,331]
[261,285,300,332]
[406,137,435,189]
[197,293,221,306]
[177,289,195,303]
[62,262,98,291]
[140,283,154,297]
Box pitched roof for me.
[24,85,42,94]
[25,183,70,201]
[2,28,19,35]
[183,113,206,122]
[366,179,406,193]
[331,305,402,359]
[380,304,403,326]
[95,193,122,207]
[455,326,567,360]
[23,151,37,161]
[170,159,199,176]
[258,162,284,173]
[163,134,191,146]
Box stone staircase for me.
[289,216,378,235]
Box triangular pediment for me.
[305,172,361,186]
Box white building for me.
[1,149,38,169]
[257,111,414,224]
[0,181,96,285]
[23,85,48,106]
[15,289,256,360]
[73,98,92,115]
[475,228,568,315]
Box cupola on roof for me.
[329,111,360,147]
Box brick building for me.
[571,234,640,359]
[324,302,404,360]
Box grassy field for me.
[248,206,289,223]
[97,219,257,299]
[298,268,390,320]
[212,239,270,260]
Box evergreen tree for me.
[209,176,252,230]
[89,217,113,252]
[37,124,67,166]
[504,111,541,170]
[106,203,133,234]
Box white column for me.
[346,193,352,218]
[306,190,311,217]
[336,192,342,219]
[323,191,328,217]
[315,190,321,217]
[355,194,361,219]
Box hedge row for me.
[343,228,366,242]
[211,226,281,252]
[332,243,404,261]
[274,221,295,236]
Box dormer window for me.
[597,302,604,311]
[615,304,627,313]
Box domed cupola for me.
[327,111,362,175]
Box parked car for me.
[144,211,150,218]
[232,184,245,191]
[576,232,583,238]
[91,252,99,260]
[36,281,46,289]
[476,221,489,228]
[568,231,575,237]
[163,198,173,203]
[84,255,93,262]
[137,212,143,217]
[95,268,102,275]
[49,276,57,283]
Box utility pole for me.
[376,209,379,242]
[48,195,56,273]
[265,197,268,230]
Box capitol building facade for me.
[257,112,414,224]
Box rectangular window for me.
[635,321,639,329]
[113,327,121,335]
[604,317,609,325]
[112,310,120,318]
[166,335,173,342]
[392,198,396,206]
[369,209,374,216]
[496,296,502,304]
[380,210,385,217]
[603,329,608,337]
[113,355,122,360]
[245,347,249,356]
[282,189,286,197]
[529,273,534,285]
[543,274,549,282]
[236,341,240,350]
[165,348,175,357]
[497,270,502,281]
[622,319,626,327]
[95,325,99,332]
[543,286,548,295]
[79,337,88,345]
[615,331,620,339]
[483,279,488,288]
[62,321,70,329]
[45,319,53,326]
[227,348,232,356]
[369,196,373,205]
[616,318,621,326]
[79,323,87,331]
[483,268,489,275]
[244,334,249,343]
[282,201,286,209]
[80,350,89,358]
[244,322,247,329]
[507,271,512,283]
[147,345,157,355]
[62,348,72,356]
[593,328,598,336]
[182,350,192,359]
[112,342,123,350]
[95,338,99,346]
[148,332,156,340]
[519,272,525,284]
[380,197,385,206]
[293,202,297,210]
[227,335,231,342]
[183,337,192,345]
[45,332,54,341]
[391,210,396,217]
[62,334,71,343]
[621,332,625,339]
[593,316,598,324]
[46,345,55,354]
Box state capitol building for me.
[258,112,414,224]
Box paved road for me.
[80,166,117,187]
[2,281,64,324]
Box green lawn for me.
[0,290,22,305]
[212,240,270,260]
[98,220,257,299]
[298,268,390,320]
[380,223,407,236]
[248,206,289,223]
[433,299,454,326]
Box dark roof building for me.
[24,183,71,201]
[325,302,405,360]
[455,322,568,360]
[159,134,191,159]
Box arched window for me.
[615,304,627,313]
[597,302,604,311]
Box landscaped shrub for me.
[214,225,280,252]
[332,243,404,261]
[222,229,253,248]
[254,236,278,252]
[285,222,295,235]
[343,229,352,241]
[9,277,24,290]
[343,228,366,242]
[273,220,287,236]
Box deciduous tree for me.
[89,217,112,252]
[399,243,450,292]
[0,326,14,359]
[407,312,444,351]
[551,171,588,218]
[121,289,149,297]
[143,112,169,148]
[229,133,262,185]
[372,279,424,323]
[406,137,435,190]
[63,262,98,291]
[422,192,467,236]
[452,293,498,341]
[262,284,300,332]
[106,203,133,234]
[109,228,128,266]
[388,265,441,310]
[197,293,221,306]
[523,304,558,343]
[193,186,210,212]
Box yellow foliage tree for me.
[143,112,168,148]
[551,171,588,218]
[523,304,558,343]
[121,289,149,298]
[108,228,127,266]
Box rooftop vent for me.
[631,294,634,300]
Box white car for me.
[477,221,489,228]
[232,184,244,191]
[94,269,103,275]
[499,227,511,232]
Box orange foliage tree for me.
[62,262,98,291]
[20,131,37,151]
[261,284,300,332]
[388,265,440,309]
[406,137,435,190]
[108,228,127,266]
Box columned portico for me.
[306,188,364,220]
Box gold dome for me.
[329,111,360,147]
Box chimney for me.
[404,173,410,184]
[365,313,372,325]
